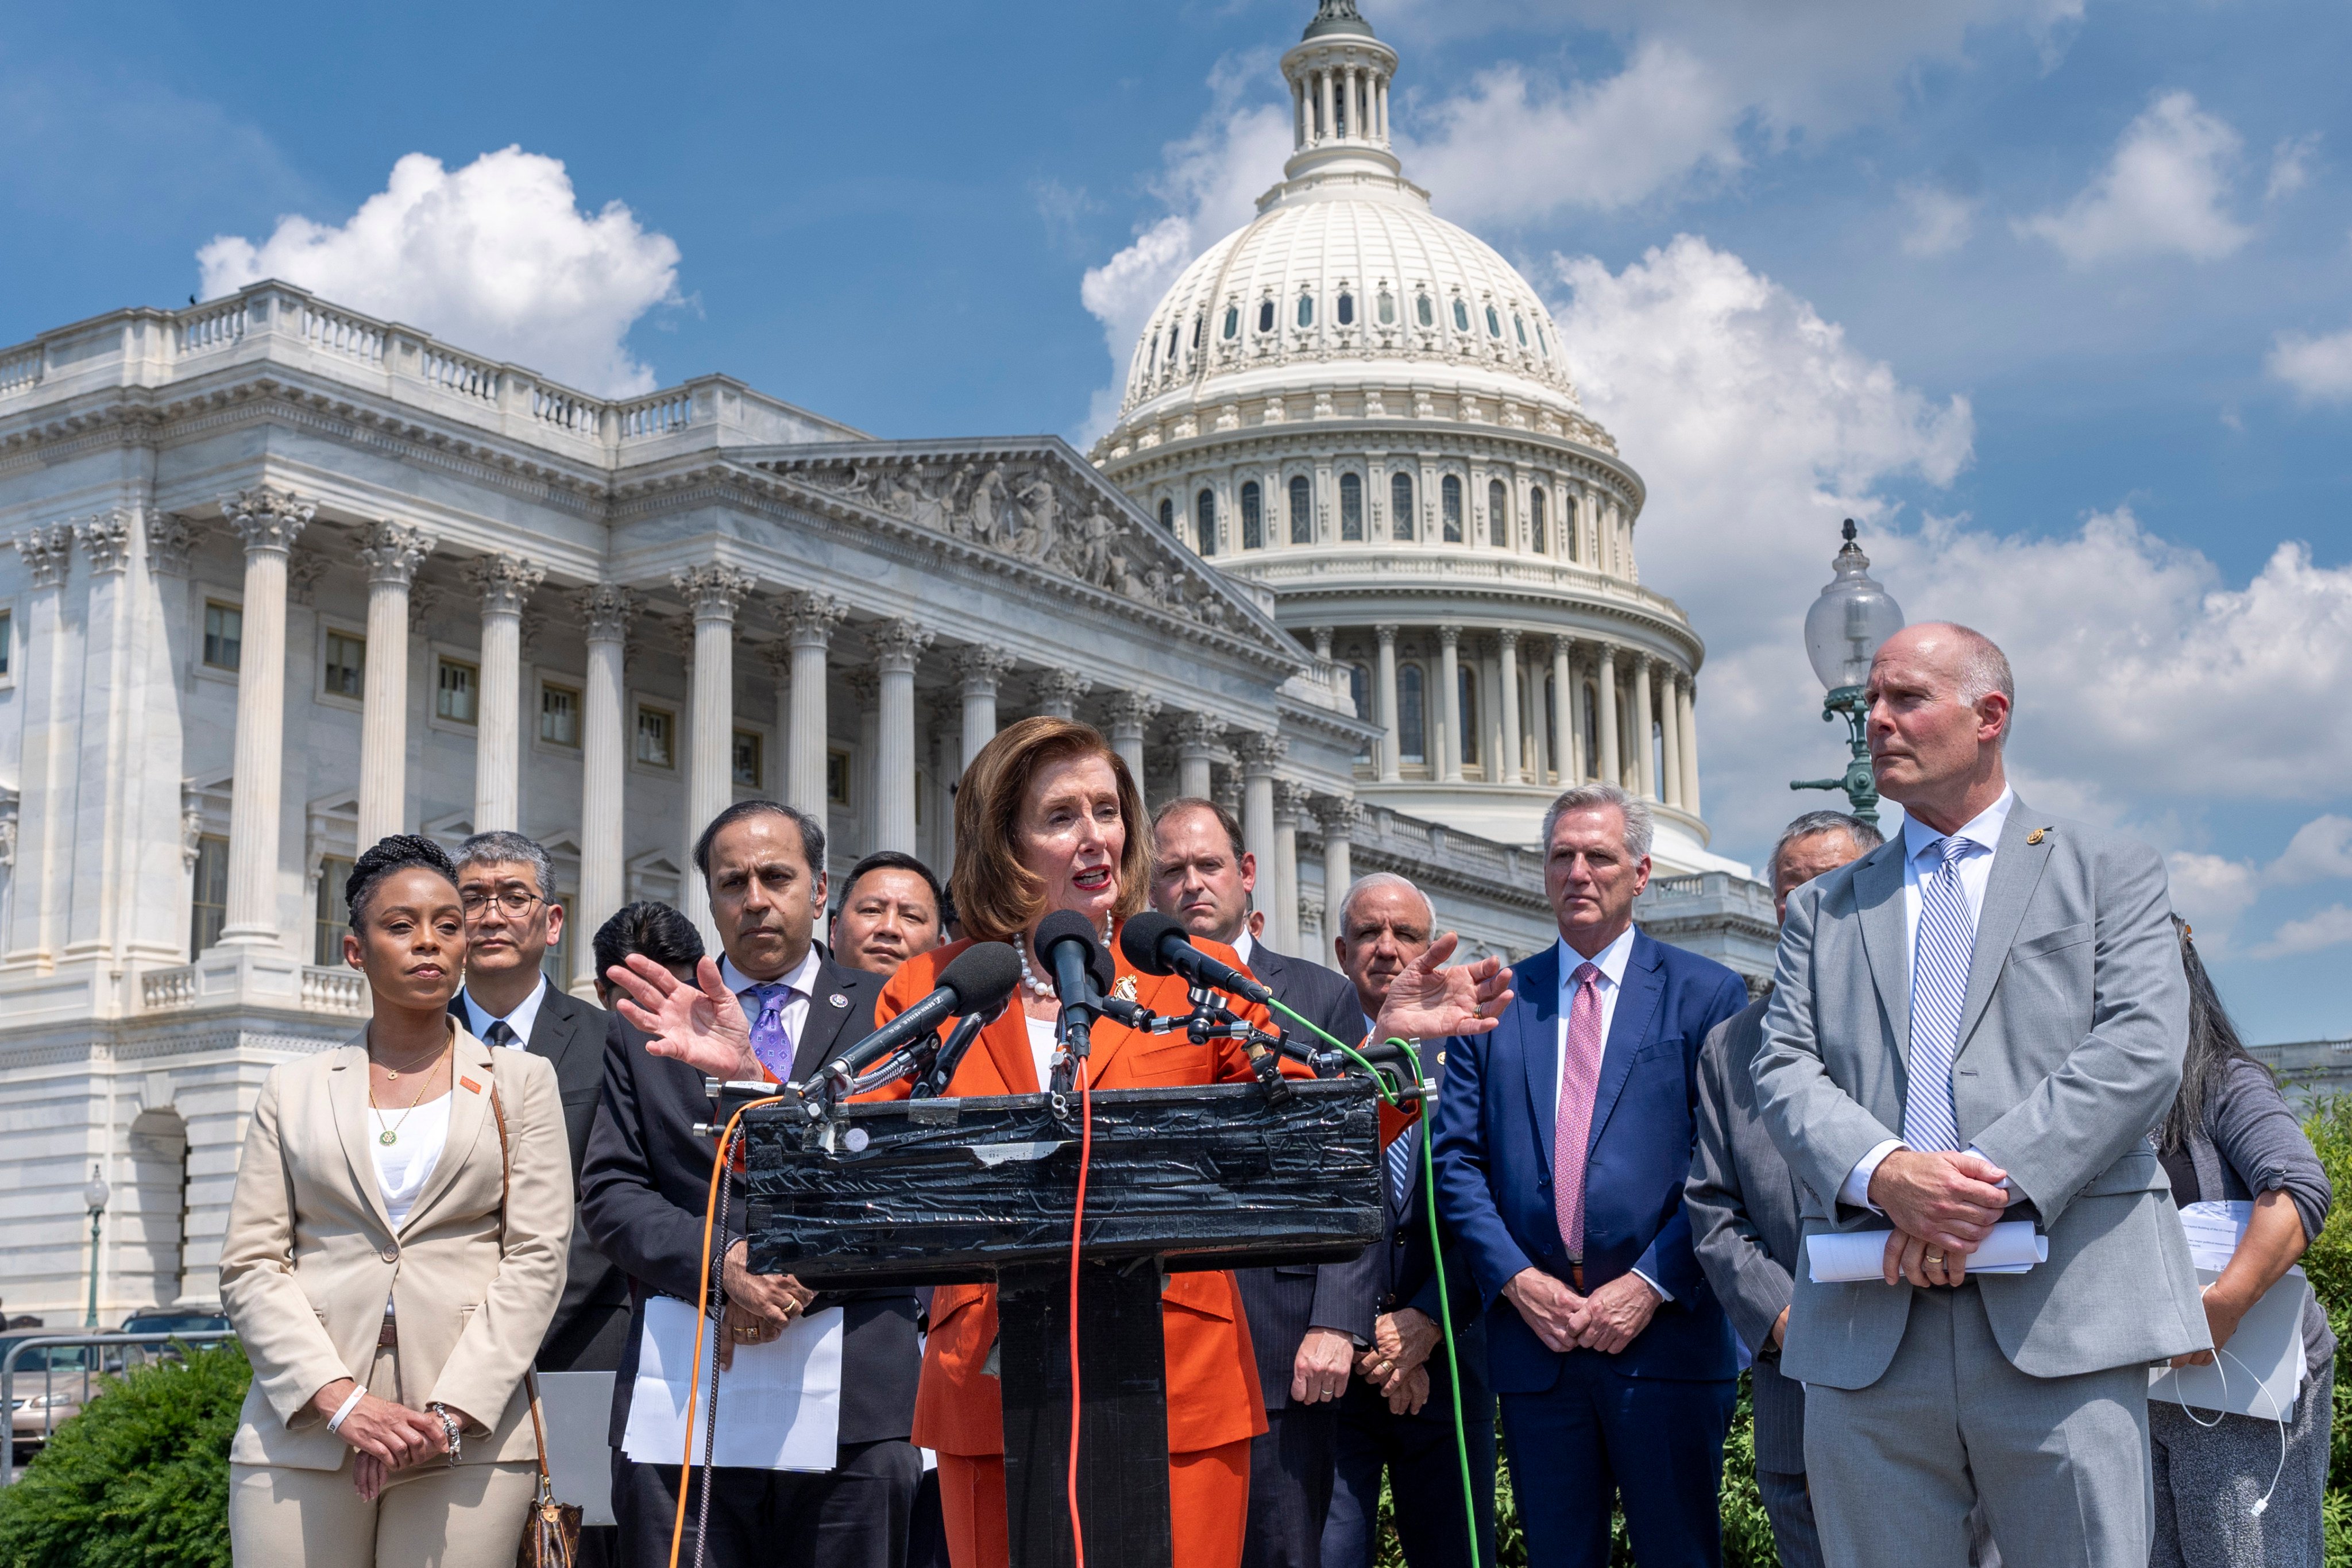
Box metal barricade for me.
[1,1331,238,1481]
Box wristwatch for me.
[426,1403,463,1466]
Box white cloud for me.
[2255,904,2352,959]
[2166,851,2265,948]
[2266,133,2322,203]
[198,147,681,396]
[1898,182,1980,257]
[2016,91,2251,266]
[2267,327,2352,403]
[2270,816,2352,885]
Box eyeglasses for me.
[460,888,544,919]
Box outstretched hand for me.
[607,953,759,1080]
[1370,932,1514,1043]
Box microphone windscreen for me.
[1034,910,1116,994]
[1117,910,1186,977]
[937,941,1022,1015]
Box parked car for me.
[1,1338,101,1456]
[119,1308,231,1338]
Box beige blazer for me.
[219,1023,573,1469]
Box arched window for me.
[1377,289,1395,325]
[1583,683,1601,777]
[1459,667,1480,766]
[1167,330,1180,362]
[1337,291,1355,326]
[1452,298,1470,332]
[1399,664,1427,762]
[1442,474,1463,541]
[1339,473,1364,541]
[1158,497,1175,532]
[1223,306,1239,339]
[1288,474,1313,543]
[1297,293,1315,329]
[1488,478,1508,546]
[1146,332,1160,368]
[1196,489,1217,557]
[1258,299,1276,334]
[1514,312,1528,346]
[1349,663,1373,756]
[1561,493,1579,561]
[1241,481,1264,549]
[1543,672,1559,768]
[1391,471,1415,539]
[1536,323,1551,358]
[1530,486,1547,554]
[1485,304,1502,338]
[1416,293,1434,328]
[1191,315,1203,349]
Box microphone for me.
[1036,910,1115,1063]
[1117,911,1272,1007]
[817,941,1023,1089]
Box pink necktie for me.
[1554,962,1605,1264]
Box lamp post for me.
[82,1165,109,1329]
[1790,519,1904,828]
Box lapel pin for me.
[828,992,849,1009]
[1113,975,1139,1002]
[2026,828,2047,845]
[458,1076,482,1095]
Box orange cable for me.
[1065,1056,1094,1568]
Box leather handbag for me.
[489,1075,582,1568]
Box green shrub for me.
[2303,1095,2352,1568]
[0,1340,249,1568]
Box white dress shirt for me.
[461,971,549,1049]
[1838,787,2015,1210]
[1551,925,1669,1299]
[1230,928,1256,964]
[721,947,822,1076]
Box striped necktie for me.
[1902,836,1976,1153]
[1387,1122,1418,1210]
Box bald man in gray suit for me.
[1754,624,2206,1568]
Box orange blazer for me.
[868,931,1279,1457]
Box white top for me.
[369,1094,453,1230]
[1025,1017,1058,1090]
[461,972,548,1048]
[722,948,823,1076]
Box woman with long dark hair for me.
[2148,916,2334,1568]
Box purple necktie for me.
[748,983,795,1080]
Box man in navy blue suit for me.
[1432,784,1750,1568]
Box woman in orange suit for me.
[606,716,1509,1568]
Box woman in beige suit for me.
[221,835,573,1567]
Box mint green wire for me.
[1267,999,1482,1568]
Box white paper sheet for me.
[621,1296,843,1471]
[2148,1265,2307,1423]
[1805,1219,2048,1283]
[2177,1200,2254,1273]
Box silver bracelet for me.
[427,1403,462,1465]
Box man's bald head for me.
[1865,622,2014,832]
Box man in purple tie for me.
[581,801,922,1568]
[1430,785,1750,1568]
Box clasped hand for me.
[1503,1267,1659,1354]
[1867,1148,2010,1288]
[313,1380,459,1501]
[719,1238,817,1370]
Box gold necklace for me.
[371,1040,449,1146]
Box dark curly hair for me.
[345,834,461,929]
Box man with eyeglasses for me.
[450,831,628,1376]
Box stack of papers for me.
[621,1296,844,1471]
[2149,1202,2309,1422]
[1805,1220,2046,1283]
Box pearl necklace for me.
[1019,918,1114,1002]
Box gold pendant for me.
[378,1130,398,1146]
[384,1069,399,1080]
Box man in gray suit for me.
[1753,622,2207,1568]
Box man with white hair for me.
[1754,622,2204,1568]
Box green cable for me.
[1267,1000,1483,1568]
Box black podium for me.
[741,1079,1382,1568]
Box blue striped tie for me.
[1903,836,1976,1153]
[1388,1122,1418,1210]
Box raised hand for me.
[1370,932,1514,1044]
[607,953,759,1080]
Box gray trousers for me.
[1803,1284,2152,1568]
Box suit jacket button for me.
[380,1247,398,1263]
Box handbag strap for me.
[486,1070,557,1494]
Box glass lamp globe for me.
[83,1165,110,1214]
[1803,520,1905,693]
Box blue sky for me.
[5,1,2348,1040]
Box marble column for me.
[952,644,1015,774]
[1659,663,1685,810]
[782,592,847,818]
[1595,643,1621,793]
[1374,624,1401,783]
[1107,691,1160,787]
[1235,732,1285,931]
[872,618,934,856]
[1498,629,1524,785]
[675,564,756,931]
[848,670,881,850]
[1034,668,1090,721]
[1631,654,1656,801]
[1437,625,1463,783]
[575,584,635,992]
[1318,67,1334,141]
[1563,640,1587,787]
[466,553,546,834]
[1272,780,1307,956]
[354,524,435,845]
[1319,798,1360,960]
[763,641,793,786]
[1480,642,1504,784]
[1176,713,1222,800]
[218,487,314,947]
[7,524,72,961]
[1679,677,1703,818]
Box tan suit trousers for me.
[229,1347,538,1568]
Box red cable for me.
[1066,1056,1093,1568]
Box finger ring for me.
[1925,1249,1945,1268]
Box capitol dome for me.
[1095,0,1741,875]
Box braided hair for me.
[345,833,461,930]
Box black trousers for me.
[1322,1384,1496,1568]
[1242,1403,1341,1568]
[612,1438,921,1568]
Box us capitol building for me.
[0,1,1768,1318]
